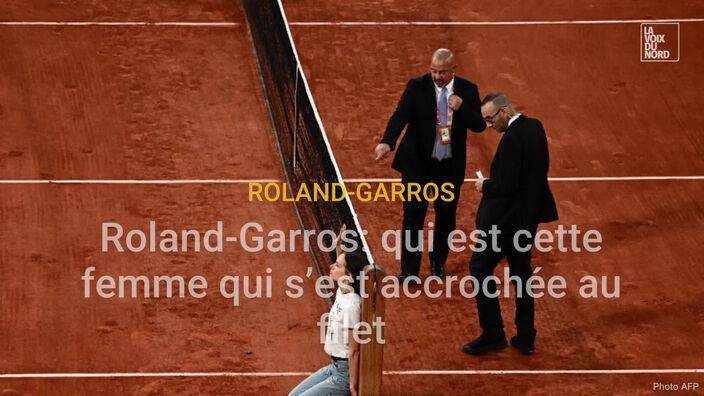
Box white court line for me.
[0,179,279,184]
[1,176,704,184]
[0,21,239,26]
[290,18,704,26]
[0,18,702,27]
[1,369,703,378]
[347,176,704,183]
[386,369,704,375]
[0,372,311,379]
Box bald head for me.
[432,48,455,65]
[430,48,456,87]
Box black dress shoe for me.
[430,260,446,277]
[396,275,420,286]
[462,334,508,355]
[510,336,535,355]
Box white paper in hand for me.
[475,170,484,179]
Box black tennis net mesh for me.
[242,0,375,286]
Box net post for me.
[358,264,386,395]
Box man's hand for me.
[449,94,463,111]
[475,178,485,192]
[375,143,391,161]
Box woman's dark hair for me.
[344,250,369,295]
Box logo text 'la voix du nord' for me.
[641,23,680,62]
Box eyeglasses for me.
[483,107,504,123]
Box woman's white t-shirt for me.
[324,288,361,358]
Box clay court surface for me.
[1,1,704,395]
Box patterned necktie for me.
[439,86,448,124]
[435,87,449,158]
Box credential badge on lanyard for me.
[437,86,453,145]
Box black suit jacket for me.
[381,74,486,182]
[476,115,558,233]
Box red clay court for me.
[1,0,704,395]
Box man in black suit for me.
[374,48,485,284]
[463,92,558,356]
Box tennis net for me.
[241,0,376,295]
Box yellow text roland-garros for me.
[248,182,455,203]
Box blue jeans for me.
[289,359,350,396]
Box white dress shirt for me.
[434,77,455,104]
[508,113,523,128]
